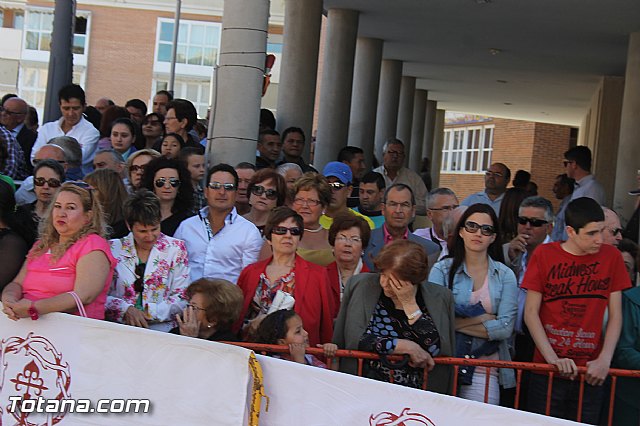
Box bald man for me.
[603,207,623,247]
[94,97,114,114]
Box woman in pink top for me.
[1,181,116,320]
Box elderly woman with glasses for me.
[236,206,334,346]
[140,156,194,236]
[428,203,517,404]
[126,148,161,192]
[106,190,190,332]
[2,181,117,320]
[243,169,287,236]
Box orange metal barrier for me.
[229,342,640,426]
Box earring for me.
[207,323,213,329]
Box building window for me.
[156,19,220,67]
[441,125,494,173]
[25,10,88,55]
[154,79,210,119]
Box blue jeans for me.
[527,373,604,424]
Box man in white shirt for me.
[373,138,428,215]
[414,188,459,260]
[174,163,263,283]
[31,84,99,175]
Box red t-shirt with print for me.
[521,242,631,365]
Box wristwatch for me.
[28,301,39,320]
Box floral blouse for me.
[106,232,190,331]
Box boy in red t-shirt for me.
[522,197,631,423]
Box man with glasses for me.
[320,161,374,230]
[461,162,510,215]
[373,138,428,215]
[175,163,263,283]
[603,207,623,247]
[414,188,459,260]
[363,183,440,271]
[1,96,35,175]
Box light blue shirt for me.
[460,191,505,215]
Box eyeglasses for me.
[187,303,206,312]
[155,177,181,188]
[293,198,321,207]
[485,171,503,178]
[33,159,66,166]
[34,177,62,188]
[610,227,623,237]
[328,182,348,191]
[464,221,495,236]
[517,216,549,227]
[335,235,362,244]
[208,182,237,191]
[429,204,459,212]
[251,185,278,200]
[134,263,146,293]
[130,164,146,173]
[272,226,302,236]
[385,201,412,210]
[0,106,25,116]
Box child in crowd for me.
[161,133,185,159]
[254,309,337,368]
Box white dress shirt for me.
[174,206,263,284]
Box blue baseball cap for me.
[322,161,352,185]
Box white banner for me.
[255,355,581,426]
[0,311,255,426]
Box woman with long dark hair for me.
[428,203,517,404]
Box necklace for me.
[304,225,323,233]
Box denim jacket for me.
[428,256,518,388]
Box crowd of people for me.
[1,83,639,425]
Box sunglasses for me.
[464,221,496,236]
[517,217,549,227]
[328,182,347,190]
[134,263,146,293]
[208,182,237,191]
[251,185,278,200]
[130,164,146,173]
[271,226,302,236]
[34,177,62,188]
[155,177,181,188]
[610,228,623,237]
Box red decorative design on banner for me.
[370,407,436,426]
[0,333,71,426]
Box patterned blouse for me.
[359,292,441,389]
[245,270,296,324]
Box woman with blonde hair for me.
[1,182,117,320]
[126,148,161,192]
[84,168,129,238]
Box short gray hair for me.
[48,136,82,168]
[95,148,125,164]
[519,196,554,222]
[382,138,404,154]
[427,187,457,209]
[276,162,303,178]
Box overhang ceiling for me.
[323,0,640,125]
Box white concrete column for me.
[314,8,359,170]
[614,32,640,223]
[422,100,437,163]
[397,76,416,152]
[276,0,323,161]
[408,89,428,172]
[208,0,269,167]
[431,109,445,188]
[374,59,402,163]
[348,37,383,169]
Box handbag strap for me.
[67,291,87,317]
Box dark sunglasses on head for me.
[517,216,549,227]
[328,182,347,190]
[271,226,302,236]
[208,182,237,191]
[155,177,181,188]
[34,177,62,188]
[134,263,146,293]
[251,185,278,200]
[464,221,496,236]
[130,164,146,173]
